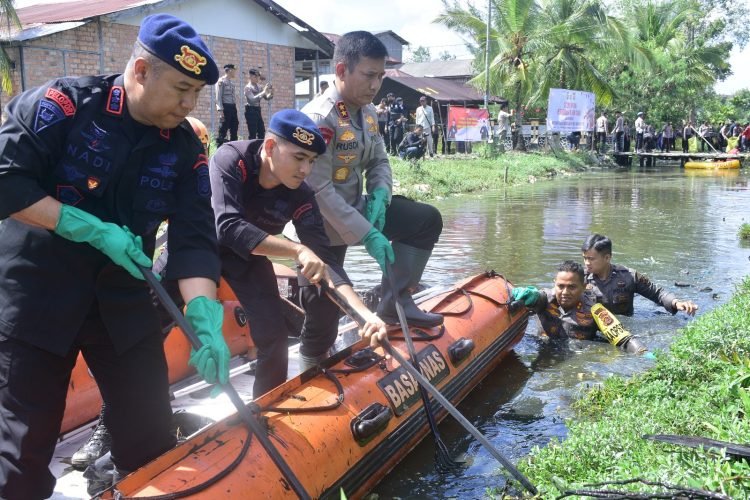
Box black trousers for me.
[245,106,265,140]
[0,314,173,499]
[216,104,239,145]
[683,136,691,152]
[222,255,288,398]
[636,132,644,151]
[299,195,442,358]
[614,131,624,152]
[389,125,404,155]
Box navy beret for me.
[138,14,219,85]
[269,109,326,155]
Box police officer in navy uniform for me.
[209,109,387,397]
[0,15,230,498]
[300,31,443,370]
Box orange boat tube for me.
[59,279,255,435]
[102,271,528,499]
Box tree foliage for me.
[408,45,432,63]
[436,0,736,141]
[0,0,21,94]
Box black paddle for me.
[319,274,537,494]
[383,262,461,472]
[137,264,311,500]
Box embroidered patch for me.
[34,100,66,133]
[193,154,210,197]
[366,115,377,133]
[333,167,349,182]
[335,101,349,121]
[87,177,100,190]
[44,88,76,116]
[292,203,313,220]
[61,163,86,182]
[56,185,83,205]
[339,130,356,142]
[337,154,356,164]
[81,122,111,153]
[145,198,170,213]
[335,141,358,151]
[292,126,314,146]
[236,159,248,183]
[319,127,334,145]
[106,86,124,115]
[151,153,178,178]
[174,45,206,75]
[160,129,171,141]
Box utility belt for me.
[245,105,261,111]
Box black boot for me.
[72,405,112,469]
[377,242,443,328]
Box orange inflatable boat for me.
[60,263,302,435]
[100,271,528,499]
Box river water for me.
[342,166,750,498]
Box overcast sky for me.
[12,0,748,94]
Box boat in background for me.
[98,271,528,499]
[684,159,741,170]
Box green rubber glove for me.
[185,296,230,386]
[362,227,394,274]
[511,286,540,307]
[364,186,390,231]
[54,204,152,280]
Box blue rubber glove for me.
[362,227,394,274]
[511,286,540,307]
[54,204,152,280]
[364,187,390,232]
[185,296,230,386]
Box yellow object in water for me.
[684,159,741,170]
[591,303,633,347]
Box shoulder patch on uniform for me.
[236,159,248,183]
[106,86,124,115]
[193,154,210,197]
[319,126,334,145]
[292,202,313,220]
[335,101,350,121]
[34,99,66,133]
[56,185,83,206]
[44,88,76,116]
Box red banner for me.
[445,106,491,142]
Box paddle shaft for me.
[384,262,455,464]
[137,264,311,500]
[320,275,537,494]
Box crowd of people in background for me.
[575,109,750,154]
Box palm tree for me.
[437,0,542,150]
[0,0,21,95]
[436,0,629,150]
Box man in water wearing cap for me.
[215,63,239,146]
[209,109,387,397]
[0,14,229,498]
[300,31,443,371]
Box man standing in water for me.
[300,31,443,370]
[581,234,698,316]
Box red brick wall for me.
[0,20,295,138]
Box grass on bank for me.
[504,278,750,498]
[389,147,601,201]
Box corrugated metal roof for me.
[16,0,158,26]
[377,76,503,104]
[395,59,475,78]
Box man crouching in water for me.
[512,261,647,354]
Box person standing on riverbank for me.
[300,30,443,370]
[581,234,698,316]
